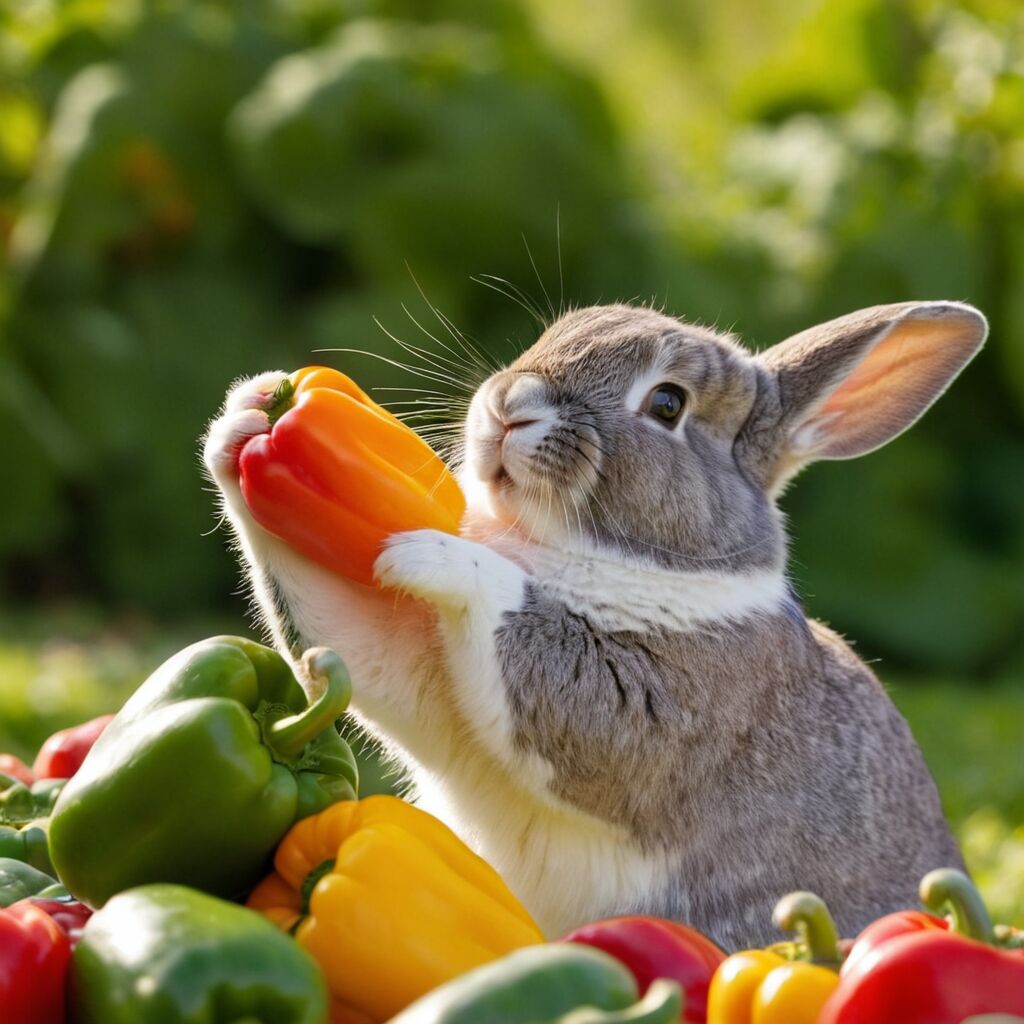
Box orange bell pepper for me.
[247,796,544,1022]
[239,366,465,586]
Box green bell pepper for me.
[0,774,64,826]
[49,637,358,907]
[71,883,328,1024]
[0,856,68,905]
[0,820,54,874]
[388,944,684,1024]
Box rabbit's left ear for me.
[742,301,987,492]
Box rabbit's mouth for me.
[463,371,605,540]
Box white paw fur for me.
[202,371,287,488]
[374,529,527,611]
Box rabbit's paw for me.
[203,372,288,484]
[374,530,525,611]
[224,370,290,415]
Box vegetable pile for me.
[2,366,1021,1023]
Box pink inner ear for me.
[806,314,981,459]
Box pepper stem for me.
[266,648,352,760]
[300,858,337,916]
[772,891,843,967]
[264,377,295,426]
[919,868,995,944]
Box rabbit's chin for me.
[459,468,583,549]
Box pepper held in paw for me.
[239,366,465,586]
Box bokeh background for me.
[1,0,1022,921]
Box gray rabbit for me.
[204,300,985,949]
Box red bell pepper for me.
[819,868,1024,1023]
[563,915,726,1022]
[0,900,70,1024]
[33,714,114,780]
[838,908,947,977]
[0,755,35,787]
[27,895,93,947]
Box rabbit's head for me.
[463,302,986,574]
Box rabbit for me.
[203,299,986,950]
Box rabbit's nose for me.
[502,415,540,435]
[490,371,548,421]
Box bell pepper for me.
[33,714,114,780]
[0,899,70,1024]
[0,774,64,827]
[71,883,329,1024]
[26,894,92,946]
[0,821,54,874]
[0,857,68,906]
[707,892,842,1024]
[387,944,683,1024]
[818,868,1024,1023]
[0,773,62,874]
[238,366,465,586]
[331,1000,376,1024]
[0,755,35,786]
[247,795,544,1021]
[49,637,358,907]
[564,916,726,1022]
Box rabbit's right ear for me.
[738,301,987,495]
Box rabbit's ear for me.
[743,301,986,493]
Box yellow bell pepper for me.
[707,892,841,1024]
[247,796,544,1022]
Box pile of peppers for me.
[2,364,1023,1023]
[705,871,1024,1024]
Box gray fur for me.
[497,590,962,948]
[480,300,984,947]
[207,298,986,952]
[490,304,784,573]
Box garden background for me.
[1,0,1022,923]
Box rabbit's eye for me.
[645,384,687,426]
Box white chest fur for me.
[462,513,788,633]
[413,755,676,937]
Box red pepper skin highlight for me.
[839,910,947,978]
[27,896,93,947]
[563,915,726,1022]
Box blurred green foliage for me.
[0,0,1022,688]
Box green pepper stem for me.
[772,891,842,967]
[266,648,352,759]
[920,868,995,944]
[300,858,336,916]
[264,377,295,426]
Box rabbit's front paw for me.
[224,370,291,415]
[375,530,521,610]
[203,371,288,485]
